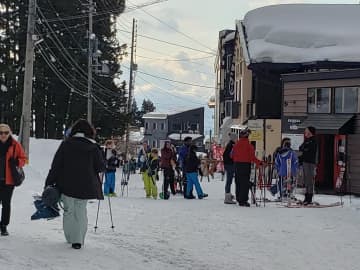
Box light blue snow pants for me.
[61,194,88,245]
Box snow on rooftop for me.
[168,133,203,141]
[242,4,360,64]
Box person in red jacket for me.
[0,123,27,236]
[232,128,261,207]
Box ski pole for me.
[107,196,115,231]
[94,200,101,232]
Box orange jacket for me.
[232,138,261,166]
[4,138,27,185]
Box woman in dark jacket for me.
[45,119,105,249]
[160,141,177,199]
[0,123,27,236]
[184,145,208,199]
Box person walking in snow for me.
[274,139,298,199]
[45,119,105,249]
[143,148,159,199]
[104,149,120,197]
[160,141,177,199]
[0,123,26,236]
[299,126,318,205]
[232,128,262,207]
[184,145,208,199]
[223,132,237,204]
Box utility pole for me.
[124,18,137,159]
[19,0,37,158]
[87,0,94,123]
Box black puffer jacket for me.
[45,136,106,200]
[299,136,318,164]
[223,140,235,165]
[184,151,200,173]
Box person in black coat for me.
[45,119,105,249]
[184,145,208,199]
[299,126,318,205]
[223,133,237,204]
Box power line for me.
[130,68,214,89]
[136,54,214,62]
[136,75,206,106]
[119,29,216,55]
[37,8,124,99]
[127,0,216,53]
[38,46,118,115]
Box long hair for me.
[69,119,96,139]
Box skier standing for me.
[143,148,159,199]
[232,128,262,207]
[299,126,318,205]
[274,139,298,199]
[104,149,120,197]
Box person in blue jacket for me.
[177,137,194,198]
[274,139,298,199]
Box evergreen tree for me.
[141,99,156,114]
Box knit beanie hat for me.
[228,132,237,141]
[307,126,316,136]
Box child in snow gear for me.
[45,119,106,249]
[160,141,177,199]
[232,128,261,207]
[0,123,27,236]
[143,149,159,199]
[299,126,318,205]
[104,149,120,197]
[184,145,208,199]
[274,140,298,200]
[223,132,237,204]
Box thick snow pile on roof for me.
[243,4,360,64]
[168,133,203,141]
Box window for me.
[226,55,232,72]
[152,140,157,148]
[161,123,165,130]
[152,123,157,130]
[225,100,232,117]
[145,122,148,129]
[308,88,331,113]
[172,123,181,131]
[335,87,359,113]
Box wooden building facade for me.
[282,69,360,194]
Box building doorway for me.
[316,135,335,191]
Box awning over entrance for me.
[298,114,354,134]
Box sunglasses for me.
[0,131,10,135]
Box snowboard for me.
[285,201,343,208]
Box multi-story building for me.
[214,30,238,145]
[142,107,204,149]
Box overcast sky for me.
[118,0,358,135]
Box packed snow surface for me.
[1,137,360,270]
[243,4,360,63]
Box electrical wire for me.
[127,0,216,53]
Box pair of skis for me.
[285,201,343,208]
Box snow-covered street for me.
[1,138,360,270]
